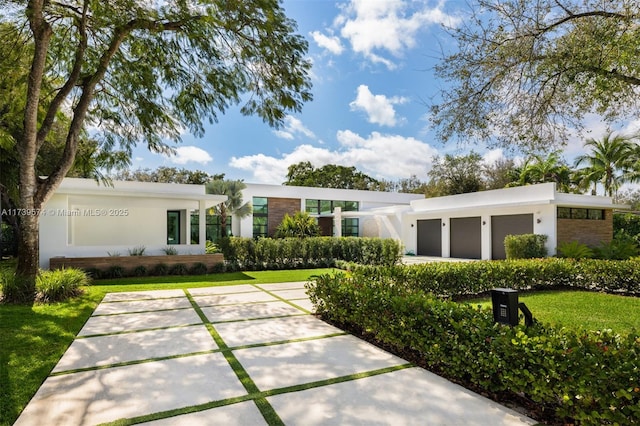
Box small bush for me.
[151,263,169,276]
[127,245,146,256]
[210,262,226,273]
[189,262,208,275]
[36,268,90,302]
[132,265,147,277]
[504,234,548,259]
[0,271,34,303]
[162,246,178,255]
[557,240,594,259]
[85,267,102,279]
[107,251,121,257]
[205,240,221,254]
[106,265,124,278]
[169,263,189,275]
[594,234,639,260]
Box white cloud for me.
[310,30,344,55]
[230,130,438,184]
[337,0,461,69]
[349,85,408,127]
[272,115,316,140]
[168,146,212,165]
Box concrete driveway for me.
[15,282,536,425]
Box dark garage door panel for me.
[417,219,442,256]
[450,217,482,259]
[491,214,534,260]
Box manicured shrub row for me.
[306,273,640,425]
[86,262,211,279]
[218,236,402,270]
[340,257,640,297]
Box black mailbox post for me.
[491,288,519,326]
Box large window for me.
[191,211,232,243]
[557,207,605,220]
[167,211,181,244]
[305,199,359,215]
[253,197,268,238]
[342,218,359,237]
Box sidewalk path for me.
[15,282,536,425]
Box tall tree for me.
[205,180,252,238]
[112,167,224,185]
[431,0,640,149]
[284,162,380,190]
[2,1,312,302]
[428,152,485,195]
[517,152,574,192]
[574,132,639,196]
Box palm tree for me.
[518,151,573,192]
[205,179,252,238]
[574,132,638,197]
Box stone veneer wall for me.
[556,209,613,247]
[267,197,301,237]
[49,254,224,271]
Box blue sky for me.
[128,0,637,186]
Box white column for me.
[333,207,342,237]
[199,200,207,247]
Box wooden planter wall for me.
[49,253,224,271]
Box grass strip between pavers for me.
[91,306,194,317]
[185,290,285,426]
[74,322,204,339]
[98,364,415,426]
[96,286,415,426]
[250,283,312,314]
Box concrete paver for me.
[214,315,343,347]
[15,353,247,426]
[200,300,303,322]
[78,308,202,336]
[268,367,532,426]
[16,282,536,426]
[52,325,217,373]
[233,335,408,391]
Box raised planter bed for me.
[50,253,224,272]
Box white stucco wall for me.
[39,178,225,268]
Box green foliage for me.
[162,246,178,255]
[205,240,221,254]
[306,272,640,424]
[106,265,124,279]
[111,167,224,184]
[556,241,594,259]
[593,234,639,260]
[151,263,169,276]
[284,162,380,190]
[35,268,90,302]
[219,237,402,270]
[614,213,640,244]
[132,265,147,277]
[427,151,485,195]
[504,234,548,259]
[339,258,640,298]
[431,0,640,150]
[189,262,208,275]
[274,212,320,238]
[169,264,189,276]
[127,246,146,256]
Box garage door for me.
[491,214,534,260]
[450,217,481,259]
[417,219,442,256]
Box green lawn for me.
[470,290,640,336]
[0,269,334,426]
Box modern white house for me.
[39,178,227,268]
[38,178,626,268]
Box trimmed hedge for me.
[306,271,640,425]
[218,236,402,269]
[339,258,640,297]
